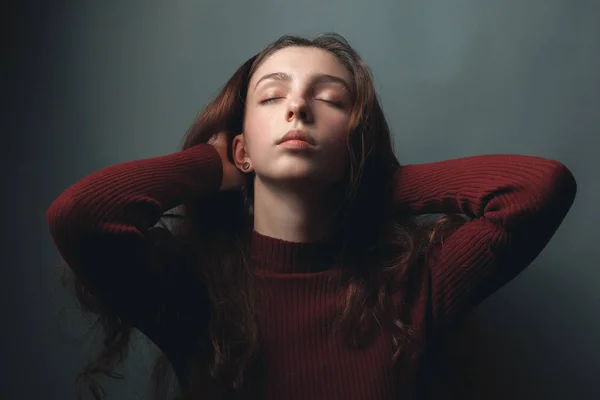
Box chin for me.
[258,158,345,186]
[278,169,324,182]
[260,168,334,186]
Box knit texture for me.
[46,144,576,399]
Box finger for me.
[207,131,227,145]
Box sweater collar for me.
[250,230,338,274]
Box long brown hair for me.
[65,33,467,399]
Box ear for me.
[232,133,253,172]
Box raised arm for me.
[393,154,577,329]
[46,144,223,344]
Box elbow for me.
[46,195,80,255]
[47,195,74,237]
[46,187,93,249]
[546,160,577,214]
[523,160,578,245]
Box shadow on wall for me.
[424,311,503,400]
[426,290,564,400]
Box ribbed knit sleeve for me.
[392,154,577,329]
[46,144,222,343]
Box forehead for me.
[249,46,352,88]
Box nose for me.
[286,97,313,123]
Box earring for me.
[242,162,251,171]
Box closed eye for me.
[317,99,345,109]
[260,97,283,104]
[260,97,345,109]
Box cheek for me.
[244,108,278,137]
[321,113,350,145]
[319,124,350,175]
[243,116,274,160]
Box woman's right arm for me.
[46,143,224,344]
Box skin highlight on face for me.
[235,46,353,186]
[231,46,356,242]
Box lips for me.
[277,129,316,146]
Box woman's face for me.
[238,46,354,186]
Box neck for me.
[252,176,340,243]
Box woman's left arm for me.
[393,154,577,329]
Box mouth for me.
[277,129,316,146]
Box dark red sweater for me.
[46,144,576,399]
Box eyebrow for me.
[253,72,351,93]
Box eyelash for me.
[260,97,344,109]
[260,97,282,104]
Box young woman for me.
[46,34,577,399]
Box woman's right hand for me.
[208,132,246,191]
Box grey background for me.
[6,0,599,398]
